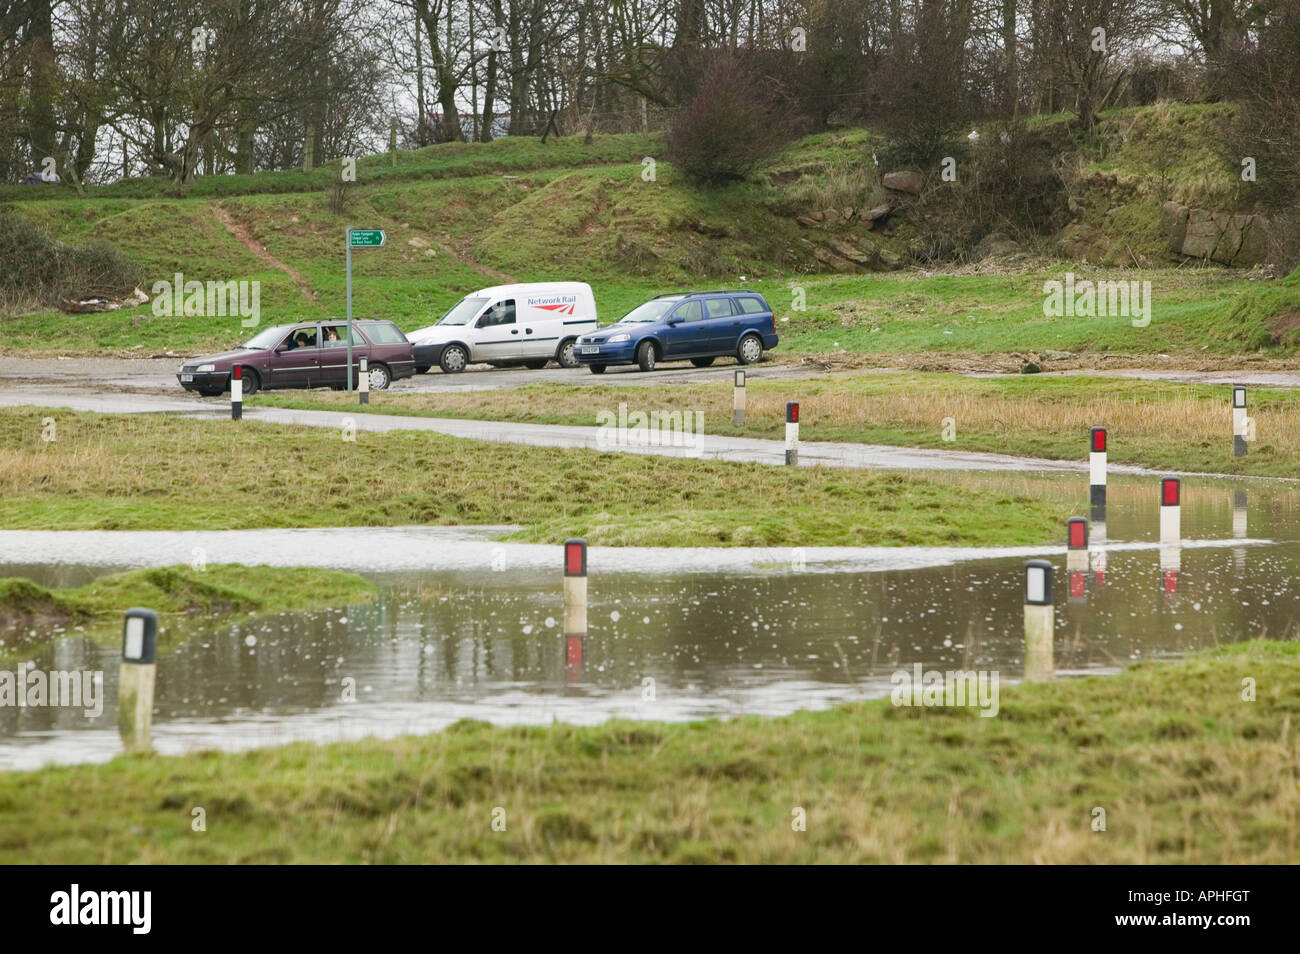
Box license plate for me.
[180,374,193,382]
[581,347,599,354]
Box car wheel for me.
[737,334,763,365]
[415,365,430,374]
[556,339,580,368]
[197,386,224,397]
[439,344,468,373]
[236,368,260,395]
[367,363,391,391]
[636,340,657,372]
[523,359,548,370]
[589,364,606,374]
[690,356,716,368]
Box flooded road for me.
[1,481,1296,770]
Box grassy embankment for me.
[2,105,1297,356]
[259,372,1300,479]
[1,639,1295,863]
[0,565,378,656]
[0,406,1080,546]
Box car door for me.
[268,326,320,388]
[701,296,739,353]
[316,323,368,387]
[662,299,705,357]
[473,299,521,362]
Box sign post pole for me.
[345,226,353,393]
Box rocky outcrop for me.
[882,170,925,195]
[1162,203,1272,266]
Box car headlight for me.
[607,334,630,343]
[196,364,215,373]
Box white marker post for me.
[733,369,746,427]
[231,364,243,421]
[1159,476,1181,545]
[1067,517,1088,602]
[1233,386,1247,457]
[1023,560,1054,681]
[359,356,370,405]
[1089,427,1107,520]
[118,608,158,751]
[563,539,587,684]
[785,401,799,466]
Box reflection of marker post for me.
[1160,544,1181,597]
[1090,518,1107,586]
[1023,561,1054,681]
[231,365,243,420]
[785,402,799,466]
[1089,427,1107,519]
[563,539,587,683]
[359,356,370,405]
[1233,489,1247,571]
[1067,517,1088,602]
[1160,477,1181,545]
[1233,386,1247,457]
[733,369,746,427]
[118,608,158,751]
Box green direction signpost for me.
[345,227,386,391]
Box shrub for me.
[664,55,805,186]
[0,214,144,311]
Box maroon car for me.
[177,320,415,396]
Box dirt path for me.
[211,203,319,303]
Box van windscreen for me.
[438,297,488,326]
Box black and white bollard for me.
[359,357,370,405]
[785,402,799,466]
[118,608,158,751]
[1067,517,1088,602]
[231,364,243,420]
[1023,560,1055,681]
[1232,385,1247,457]
[1089,427,1107,519]
[1160,476,1181,545]
[733,369,746,427]
[563,539,587,683]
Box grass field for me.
[0,406,1081,546]
[259,372,1300,478]
[2,639,1295,863]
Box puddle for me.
[0,482,1297,770]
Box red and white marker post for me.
[563,539,587,684]
[733,369,746,427]
[1067,517,1088,602]
[1089,427,1107,520]
[231,364,243,420]
[1160,477,1181,597]
[785,402,799,466]
[1023,560,1055,681]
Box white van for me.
[408,282,598,373]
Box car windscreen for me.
[618,299,678,324]
[243,325,292,349]
[437,297,488,326]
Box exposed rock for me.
[1038,350,1075,361]
[795,213,822,228]
[813,245,860,272]
[882,170,925,195]
[973,231,1023,261]
[822,208,841,224]
[1178,209,1271,266]
[827,237,873,264]
[60,286,149,314]
[1161,202,1189,253]
[863,204,892,223]
[1020,361,1042,374]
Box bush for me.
[664,55,805,186]
[0,214,144,311]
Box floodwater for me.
[1,479,1297,770]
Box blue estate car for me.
[574,290,779,373]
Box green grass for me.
[2,639,1295,862]
[258,371,1300,478]
[0,406,1079,547]
[0,564,378,656]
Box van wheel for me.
[636,341,657,372]
[589,364,606,374]
[524,359,548,370]
[439,344,468,373]
[690,356,715,368]
[556,339,580,368]
[737,334,764,365]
